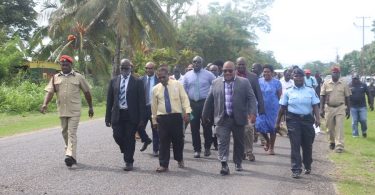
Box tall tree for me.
[340,51,361,76]
[158,0,193,26]
[0,0,37,39]
[42,0,176,76]
[178,0,273,63]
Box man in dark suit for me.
[138,61,159,156]
[236,57,265,162]
[105,59,146,171]
[202,61,257,175]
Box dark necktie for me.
[164,86,172,113]
[146,77,151,104]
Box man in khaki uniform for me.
[41,55,93,167]
[320,66,351,153]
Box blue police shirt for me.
[279,85,320,115]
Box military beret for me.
[60,55,74,63]
[331,66,340,73]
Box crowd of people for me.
[41,54,373,179]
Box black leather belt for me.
[190,99,206,103]
[287,111,312,120]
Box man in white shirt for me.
[280,69,294,95]
[169,66,184,84]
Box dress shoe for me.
[304,169,311,174]
[156,166,168,172]
[292,172,301,179]
[235,163,243,171]
[153,151,159,157]
[220,165,230,175]
[204,149,211,157]
[363,133,367,138]
[213,146,218,151]
[194,151,201,158]
[329,143,335,150]
[178,161,184,168]
[123,163,133,171]
[140,139,152,152]
[64,155,77,167]
[247,153,255,162]
[268,148,275,155]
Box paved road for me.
[0,119,336,195]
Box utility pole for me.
[354,16,371,76]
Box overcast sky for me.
[192,0,375,66]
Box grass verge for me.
[0,104,106,137]
[330,109,375,195]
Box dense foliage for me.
[0,0,37,39]
[0,80,106,113]
[0,32,24,82]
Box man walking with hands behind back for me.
[105,59,146,171]
[41,55,94,168]
[203,61,257,175]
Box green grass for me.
[330,109,375,195]
[0,104,106,137]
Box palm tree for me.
[45,0,177,76]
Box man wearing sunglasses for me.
[202,61,257,175]
[183,56,216,158]
[105,59,146,171]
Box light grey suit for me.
[202,76,257,164]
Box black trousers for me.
[190,99,212,152]
[157,114,184,167]
[112,109,137,164]
[137,105,159,152]
[286,112,315,173]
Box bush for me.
[0,81,51,113]
[0,80,107,114]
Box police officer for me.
[275,68,320,179]
[320,66,351,153]
[41,55,94,167]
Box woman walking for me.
[255,64,282,155]
[275,68,320,178]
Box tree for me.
[0,0,38,39]
[158,0,193,26]
[340,50,361,76]
[302,61,333,76]
[178,0,273,64]
[42,0,177,77]
[361,42,375,75]
[0,32,24,82]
